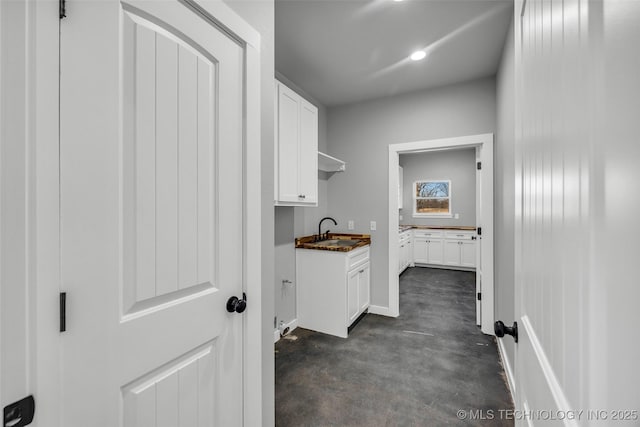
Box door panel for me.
[413,238,427,263]
[122,10,218,314]
[347,269,359,323]
[460,241,476,268]
[358,264,370,312]
[60,1,244,425]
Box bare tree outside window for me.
[414,180,451,216]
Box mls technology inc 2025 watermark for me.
[456,409,638,422]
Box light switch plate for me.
[370,221,376,231]
[454,213,459,219]
[348,220,354,230]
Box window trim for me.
[412,179,452,218]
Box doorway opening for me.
[387,133,494,334]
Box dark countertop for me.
[295,233,371,252]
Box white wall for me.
[494,17,515,389]
[273,72,331,330]
[218,1,275,424]
[327,78,496,308]
[399,149,476,226]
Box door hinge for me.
[477,292,482,301]
[59,0,66,19]
[274,316,277,329]
[59,292,66,332]
[477,227,482,236]
[3,395,35,427]
[477,161,482,170]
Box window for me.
[413,180,451,217]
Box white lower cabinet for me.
[408,228,476,270]
[297,246,370,338]
[412,230,444,265]
[443,230,477,267]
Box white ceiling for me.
[275,0,513,107]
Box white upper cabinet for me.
[275,80,318,206]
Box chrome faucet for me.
[318,217,337,241]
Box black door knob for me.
[226,293,247,313]
[494,320,518,342]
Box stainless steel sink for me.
[309,239,361,247]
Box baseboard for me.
[273,318,298,343]
[520,315,575,421]
[367,305,399,317]
[496,338,516,404]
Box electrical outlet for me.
[348,220,354,230]
[399,215,403,221]
[370,221,376,231]
[454,213,459,219]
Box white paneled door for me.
[60,1,245,426]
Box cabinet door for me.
[276,83,300,203]
[460,241,476,267]
[427,239,444,264]
[347,268,360,324]
[413,237,428,263]
[443,240,461,266]
[358,263,370,312]
[298,99,318,204]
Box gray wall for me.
[495,18,515,386]
[399,149,476,227]
[220,1,275,425]
[273,72,330,329]
[327,77,496,308]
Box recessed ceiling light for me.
[410,50,427,61]
[393,0,404,2]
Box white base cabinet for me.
[412,230,444,265]
[403,228,476,272]
[297,246,370,338]
[443,230,477,268]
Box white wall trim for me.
[239,20,263,427]
[273,318,298,343]
[520,315,577,426]
[388,133,494,334]
[496,339,516,404]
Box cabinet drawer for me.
[347,246,370,270]
[445,230,476,240]
[413,230,443,238]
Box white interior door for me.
[60,1,245,425]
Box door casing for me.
[385,133,495,335]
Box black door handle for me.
[226,293,247,313]
[494,320,518,342]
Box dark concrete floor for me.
[275,267,514,426]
